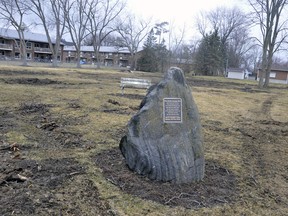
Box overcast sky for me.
[126,0,249,41]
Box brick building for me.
[63,45,132,67]
[257,67,288,84]
[0,28,63,62]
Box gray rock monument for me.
[120,67,204,184]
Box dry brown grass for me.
[0,65,287,215]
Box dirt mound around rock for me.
[95,148,238,209]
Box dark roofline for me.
[257,67,288,72]
[227,68,245,72]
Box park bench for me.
[120,77,152,95]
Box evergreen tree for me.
[194,30,224,75]
[137,29,158,72]
[155,39,169,73]
[137,28,169,72]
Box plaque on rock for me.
[163,98,182,123]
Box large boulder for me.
[120,67,204,184]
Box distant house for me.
[0,28,63,62]
[170,58,194,74]
[227,68,248,79]
[63,46,132,67]
[257,68,288,84]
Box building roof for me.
[270,68,288,73]
[227,68,245,73]
[0,27,57,44]
[257,66,288,72]
[64,45,131,54]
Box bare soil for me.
[96,148,237,209]
[0,100,113,215]
[0,69,287,215]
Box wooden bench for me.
[120,77,152,95]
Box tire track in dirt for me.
[261,96,274,120]
[238,96,274,176]
[236,94,288,207]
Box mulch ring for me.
[95,148,238,209]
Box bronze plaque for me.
[163,98,182,123]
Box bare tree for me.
[171,43,196,74]
[196,11,210,37]
[248,0,288,88]
[227,27,256,68]
[28,0,67,67]
[247,45,262,74]
[167,21,186,67]
[0,0,30,66]
[209,7,248,44]
[63,0,92,68]
[196,7,247,40]
[196,7,249,74]
[116,14,152,70]
[88,0,126,69]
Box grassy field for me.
[0,64,287,215]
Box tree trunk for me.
[96,53,101,69]
[18,31,28,66]
[52,55,58,67]
[259,43,268,88]
[20,40,28,66]
[52,45,58,67]
[96,61,101,69]
[51,41,62,68]
[76,49,81,68]
[131,54,136,70]
[76,59,81,68]
[258,68,265,88]
[95,48,101,69]
[263,55,273,88]
[76,61,81,68]
[263,71,270,88]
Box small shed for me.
[227,68,246,79]
[257,68,288,84]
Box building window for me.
[0,39,5,44]
[15,52,20,59]
[27,53,31,59]
[15,41,20,48]
[26,42,32,49]
[270,72,276,78]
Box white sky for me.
[126,0,248,41]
